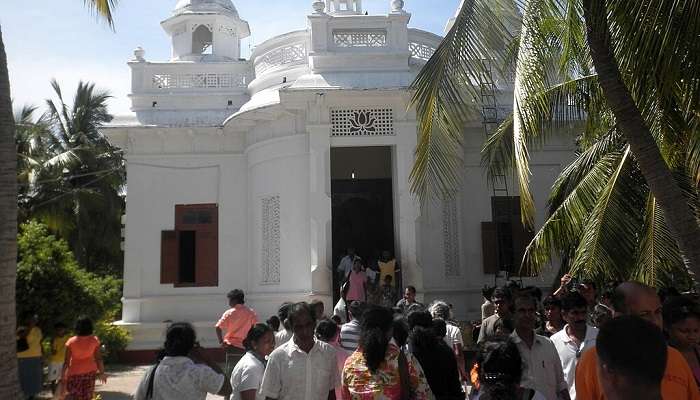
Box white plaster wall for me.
[121,153,248,324]
[246,133,315,319]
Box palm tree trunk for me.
[0,25,21,398]
[582,0,700,281]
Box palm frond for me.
[84,0,118,29]
[409,0,518,203]
[522,149,627,275]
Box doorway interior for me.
[330,146,396,304]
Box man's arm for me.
[189,346,232,397]
[215,327,225,347]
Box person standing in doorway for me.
[346,259,367,303]
[378,250,399,288]
[260,302,338,400]
[216,289,258,393]
[336,248,356,281]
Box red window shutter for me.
[161,230,179,284]
[481,222,499,274]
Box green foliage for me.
[95,315,130,363]
[16,221,123,338]
[15,80,125,276]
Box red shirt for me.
[215,304,258,348]
[65,336,100,376]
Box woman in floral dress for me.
[61,317,107,400]
[342,305,433,399]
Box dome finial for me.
[312,0,326,14]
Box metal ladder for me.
[479,59,513,286]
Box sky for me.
[1,0,460,116]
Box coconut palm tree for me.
[0,2,117,397]
[410,0,700,283]
[17,80,124,274]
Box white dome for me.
[174,0,239,15]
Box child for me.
[48,322,69,393]
[380,275,397,308]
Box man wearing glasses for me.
[551,291,599,399]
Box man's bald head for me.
[612,282,663,328]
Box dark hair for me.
[266,315,280,331]
[663,295,700,329]
[597,316,667,388]
[164,322,197,357]
[408,310,437,351]
[392,315,410,347]
[75,316,94,336]
[278,302,292,329]
[491,287,511,301]
[542,295,561,309]
[54,322,67,330]
[405,285,417,294]
[582,280,597,291]
[331,315,342,325]
[432,318,447,338]
[359,306,394,373]
[513,293,537,309]
[476,337,523,400]
[349,300,366,321]
[311,299,325,313]
[227,289,245,304]
[560,291,588,312]
[482,286,496,300]
[315,319,339,342]
[658,287,681,304]
[243,323,273,351]
[288,302,316,327]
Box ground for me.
[37,365,223,399]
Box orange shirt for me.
[65,336,100,376]
[575,345,700,400]
[215,304,258,348]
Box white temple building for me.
[104,0,573,352]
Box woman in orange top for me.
[61,317,107,400]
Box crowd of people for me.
[18,267,700,400]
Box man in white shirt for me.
[336,248,356,281]
[260,302,338,400]
[511,294,570,400]
[550,291,598,400]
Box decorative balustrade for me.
[409,42,436,61]
[151,72,247,90]
[254,43,307,75]
[333,30,387,48]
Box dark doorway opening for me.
[331,146,396,304]
[178,230,196,284]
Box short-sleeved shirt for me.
[395,299,423,315]
[65,336,100,376]
[575,345,700,400]
[260,338,338,400]
[511,330,568,400]
[215,305,258,348]
[347,271,367,302]
[334,299,348,324]
[50,335,70,363]
[230,352,266,400]
[274,328,292,350]
[17,327,42,359]
[550,324,598,399]
[444,323,464,350]
[340,320,362,352]
[337,256,355,278]
[378,260,396,283]
[342,340,434,400]
[134,356,225,400]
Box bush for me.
[16,221,124,340]
[95,314,131,363]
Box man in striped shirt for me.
[340,301,365,352]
